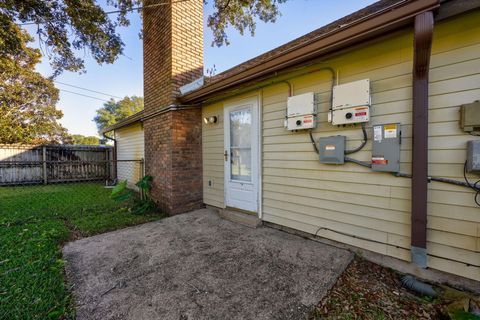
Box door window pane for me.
[230,108,252,182]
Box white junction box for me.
[329,79,371,125]
[286,92,317,130]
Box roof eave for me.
[101,110,145,134]
[179,0,440,103]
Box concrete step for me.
[216,209,262,228]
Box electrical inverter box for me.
[330,79,371,125]
[286,92,317,130]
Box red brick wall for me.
[143,0,204,214]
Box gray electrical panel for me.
[460,101,480,134]
[467,140,480,173]
[319,136,345,164]
[372,123,401,172]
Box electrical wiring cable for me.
[313,226,480,267]
[464,161,480,207]
[309,123,368,156]
[391,162,480,207]
[309,125,478,207]
[344,157,371,168]
[393,162,480,207]
[59,89,110,102]
[394,172,472,187]
[55,81,122,99]
[315,226,403,248]
[309,130,319,154]
[430,176,469,188]
[344,122,367,155]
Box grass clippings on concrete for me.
[310,257,447,320]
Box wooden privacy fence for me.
[0,144,115,185]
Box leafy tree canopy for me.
[0,28,70,144]
[207,0,287,46]
[1,0,287,76]
[71,134,101,145]
[93,96,144,134]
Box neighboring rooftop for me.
[101,110,144,133]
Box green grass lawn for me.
[0,183,165,320]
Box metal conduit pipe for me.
[344,157,372,168]
[201,66,336,107]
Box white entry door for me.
[224,98,259,212]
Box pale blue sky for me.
[31,0,377,136]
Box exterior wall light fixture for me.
[203,116,218,124]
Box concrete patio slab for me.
[63,209,353,320]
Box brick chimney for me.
[143,0,204,214]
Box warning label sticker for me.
[325,145,336,151]
[373,126,382,142]
[384,124,397,139]
[372,157,388,165]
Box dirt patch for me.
[63,209,353,320]
[61,217,84,242]
[310,257,447,319]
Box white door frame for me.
[224,96,260,213]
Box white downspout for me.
[258,91,264,220]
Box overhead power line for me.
[59,89,110,102]
[17,0,189,26]
[54,81,122,99]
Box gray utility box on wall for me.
[467,140,480,173]
[319,136,345,164]
[372,123,401,172]
[460,101,480,134]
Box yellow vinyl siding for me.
[201,11,480,281]
[202,102,225,208]
[426,11,480,279]
[115,122,144,188]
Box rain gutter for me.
[180,0,440,103]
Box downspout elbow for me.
[103,131,117,181]
[102,132,117,158]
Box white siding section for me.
[115,122,144,188]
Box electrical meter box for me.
[467,140,480,173]
[286,92,317,130]
[460,101,480,134]
[329,79,371,125]
[372,123,401,172]
[319,136,345,164]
